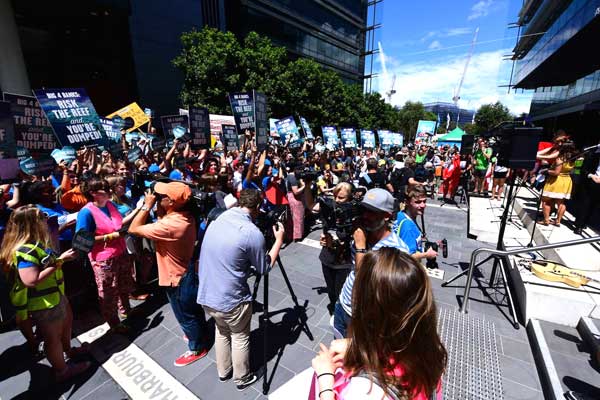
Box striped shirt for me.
[339,232,410,316]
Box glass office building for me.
[423,102,476,128]
[512,0,600,145]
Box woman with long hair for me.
[312,248,447,399]
[0,206,89,381]
[540,143,577,227]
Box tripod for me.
[490,174,523,230]
[251,255,313,394]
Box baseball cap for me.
[153,182,191,207]
[361,188,395,214]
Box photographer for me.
[196,189,285,391]
[319,182,354,313]
[128,181,208,367]
[333,188,410,338]
[393,185,438,262]
[358,158,393,192]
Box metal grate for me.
[438,308,504,400]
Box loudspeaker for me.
[496,127,542,169]
[460,134,475,156]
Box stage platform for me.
[468,187,600,327]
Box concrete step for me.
[577,316,600,366]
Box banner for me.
[228,92,254,133]
[378,130,393,150]
[340,128,357,149]
[360,129,375,149]
[276,116,303,148]
[0,101,17,159]
[188,107,211,150]
[161,115,189,140]
[322,126,339,149]
[106,102,150,133]
[221,124,239,152]
[415,120,436,145]
[392,133,404,147]
[33,88,107,149]
[253,90,268,152]
[299,117,314,139]
[3,93,57,154]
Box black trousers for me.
[321,264,350,309]
[574,182,600,229]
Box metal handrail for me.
[460,235,600,313]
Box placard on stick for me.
[221,124,239,152]
[189,107,211,150]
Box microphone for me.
[583,143,600,152]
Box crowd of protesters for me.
[1,122,598,397]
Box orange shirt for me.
[133,211,196,287]
[61,186,88,212]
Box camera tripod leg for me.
[276,257,314,341]
[496,256,520,329]
[441,254,494,287]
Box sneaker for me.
[236,374,258,391]
[55,361,91,382]
[174,349,208,367]
[219,370,233,382]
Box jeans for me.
[333,301,351,338]
[321,264,350,310]
[165,264,207,352]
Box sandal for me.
[551,220,561,227]
[536,219,549,226]
[66,342,90,359]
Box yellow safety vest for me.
[9,243,64,320]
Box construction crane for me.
[452,27,479,107]
[378,41,396,104]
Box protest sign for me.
[228,92,254,133]
[415,120,436,145]
[221,124,239,152]
[16,146,30,161]
[189,107,211,150]
[340,128,357,149]
[149,135,166,151]
[0,101,17,159]
[161,115,189,140]
[106,102,150,132]
[3,93,57,154]
[144,108,153,117]
[322,126,339,149]
[299,117,314,139]
[269,118,279,137]
[127,147,143,163]
[276,117,303,148]
[253,90,268,152]
[100,117,122,143]
[51,146,76,165]
[209,114,235,147]
[360,129,375,148]
[378,130,393,150]
[20,155,55,177]
[178,108,189,116]
[33,88,107,149]
[392,133,404,147]
[72,230,95,253]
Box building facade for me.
[423,102,476,129]
[512,0,600,145]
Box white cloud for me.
[376,48,533,115]
[420,27,472,42]
[468,0,495,20]
[446,27,472,37]
[428,40,442,50]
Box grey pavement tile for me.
[501,336,535,364]
[276,341,317,374]
[550,350,600,394]
[256,361,297,394]
[185,361,260,400]
[502,378,544,400]
[62,365,114,400]
[79,379,130,400]
[539,321,590,359]
[499,354,542,391]
[133,325,178,354]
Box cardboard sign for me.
[322,126,339,149]
[161,115,189,139]
[0,101,17,159]
[253,90,268,152]
[360,129,375,148]
[189,107,211,150]
[72,230,95,253]
[299,117,314,139]
[340,128,357,149]
[228,92,254,133]
[209,114,235,148]
[106,102,150,133]
[3,93,57,154]
[33,88,107,149]
[276,117,303,148]
[415,120,436,145]
[221,124,239,152]
[378,130,393,150]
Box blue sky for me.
[374,0,532,114]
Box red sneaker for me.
[174,349,208,367]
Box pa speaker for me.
[460,135,475,156]
[496,127,542,170]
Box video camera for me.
[147,178,216,218]
[255,205,287,245]
[317,194,363,241]
[424,238,448,269]
[296,167,319,182]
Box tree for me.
[463,123,478,135]
[473,101,512,134]
[397,101,436,143]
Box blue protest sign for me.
[299,117,314,139]
[172,125,187,139]
[378,130,393,150]
[322,126,339,149]
[100,117,122,143]
[16,146,30,161]
[276,116,303,148]
[149,135,166,151]
[360,130,375,148]
[127,147,142,163]
[20,155,55,177]
[392,133,404,147]
[340,128,357,149]
[32,88,107,149]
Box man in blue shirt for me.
[197,189,285,391]
[393,185,438,261]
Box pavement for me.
[0,199,545,400]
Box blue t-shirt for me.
[75,204,112,233]
[37,204,73,241]
[393,212,422,255]
[242,178,261,191]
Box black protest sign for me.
[0,101,17,159]
[161,115,189,139]
[72,230,95,253]
[253,91,268,152]
[228,92,254,133]
[33,88,108,149]
[127,147,143,163]
[19,155,55,177]
[3,93,57,155]
[221,124,239,152]
[149,135,166,151]
[16,146,30,161]
[189,107,211,150]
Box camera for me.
[424,238,448,269]
[296,167,319,182]
[317,195,363,240]
[255,205,287,244]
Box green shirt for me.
[474,148,492,170]
[415,153,426,164]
